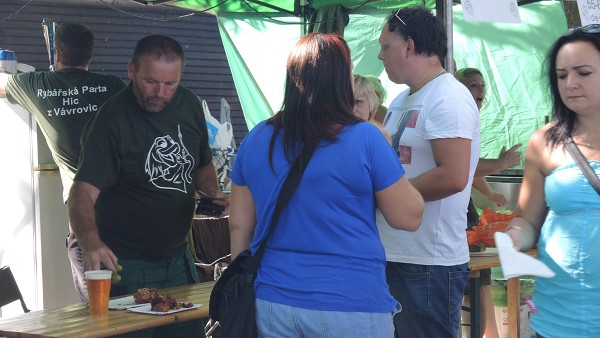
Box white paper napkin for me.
[494,232,555,279]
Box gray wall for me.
[0,0,248,144]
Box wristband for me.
[504,225,522,232]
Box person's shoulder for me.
[343,121,387,143]
[7,71,50,92]
[528,123,551,147]
[438,73,470,94]
[349,120,378,132]
[237,120,271,149]
[11,71,42,82]
[248,120,272,137]
[433,74,477,106]
[97,86,129,111]
[175,86,202,103]
[87,71,124,83]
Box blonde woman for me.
[353,74,391,143]
[364,75,388,124]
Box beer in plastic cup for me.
[85,270,112,315]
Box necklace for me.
[575,136,595,148]
[412,68,446,94]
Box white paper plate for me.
[128,303,203,315]
[108,296,146,310]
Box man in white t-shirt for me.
[376,6,480,338]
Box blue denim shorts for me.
[256,298,397,338]
[386,261,470,338]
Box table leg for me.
[469,275,481,338]
[507,277,520,338]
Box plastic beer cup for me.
[85,270,112,315]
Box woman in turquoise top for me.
[505,25,600,338]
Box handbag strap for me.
[247,145,316,276]
[565,137,600,195]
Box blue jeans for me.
[386,262,470,338]
[255,298,396,338]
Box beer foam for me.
[85,270,112,280]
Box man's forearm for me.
[67,183,101,250]
[472,176,494,199]
[474,158,505,177]
[194,162,221,197]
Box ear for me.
[127,60,135,80]
[404,38,415,58]
[54,49,60,63]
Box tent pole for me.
[300,0,308,36]
[436,0,454,74]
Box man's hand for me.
[196,190,230,216]
[489,191,508,207]
[82,239,119,273]
[498,144,522,169]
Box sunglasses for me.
[394,8,409,28]
[564,24,600,36]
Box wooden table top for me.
[469,249,537,272]
[0,281,216,338]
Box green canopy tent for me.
[134,0,567,164]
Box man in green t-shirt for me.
[0,23,126,302]
[68,35,227,338]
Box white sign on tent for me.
[461,0,521,23]
[577,0,600,25]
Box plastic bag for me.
[472,208,516,247]
[478,208,515,226]
[203,99,233,152]
[202,99,236,191]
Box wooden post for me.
[507,277,521,338]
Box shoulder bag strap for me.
[247,145,316,275]
[565,137,600,195]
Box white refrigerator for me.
[0,98,79,318]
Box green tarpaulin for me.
[214,1,566,166]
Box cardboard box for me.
[494,304,531,338]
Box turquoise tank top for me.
[532,161,600,337]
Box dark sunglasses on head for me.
[392,8,412,38]
[565,24,600,36]
[394,8,408,28]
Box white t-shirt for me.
[376,73,480,266]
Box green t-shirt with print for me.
[6,68,126,200]
[76,84,212,260]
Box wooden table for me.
[468,250,536,338]
[0,281,216,338]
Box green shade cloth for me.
[216,1,566,168]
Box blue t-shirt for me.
[231,120,403,312]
